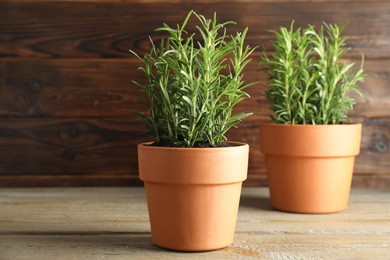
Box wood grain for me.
[0,58,388,118]
[0,187,389,259]
[1,171,389,188]
[232,117,390,180]
[0,59,143,117]
[1,0,389,187]
[0,117,388,187]
[1,2,390,58]
[0,118,147,175]
[0,175,143,187]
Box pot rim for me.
[259,122,362,128]
[138,141,249,184]
[138,141,248,152]
[259,122,362,157]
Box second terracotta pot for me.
[138,142,248,251]
[259,123,362,214]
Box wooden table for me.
[0,188,389,259]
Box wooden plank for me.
[0,58,387,118]
[350,59,390,119]
[0,171,388,189]
[357,118,390,174]
[0,0,389,188]
[228,118,390,175]
[0,59,144,117]
[0,175,143,187]
[0,187,389,259]
[0,118,148,176]
[0,232,388,259]
[0,118,389,187]
[351,174,390,190]
[1,2,390,58]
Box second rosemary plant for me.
[261,22,366,124]
[131,11,257,147]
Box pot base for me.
[153,242,230,252]
[266,155,355,214]
[271,204,347,214]
[259,123,362,214]
[144,182,242,252]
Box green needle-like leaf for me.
[261,22,366,125]
[131,11,257,147]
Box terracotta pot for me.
[259,123,362,214]
[138,142,248,251]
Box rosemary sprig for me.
[261,22,366,125]
[131,11,257,147]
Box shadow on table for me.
[4,231,228,257]
[239,195,273,211]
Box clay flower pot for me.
[259,123,362,214]
[138,142,248,251]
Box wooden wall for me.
[0,0,389,188]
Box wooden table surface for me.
[0,187,389,259]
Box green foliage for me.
[261,22,366,124]
[131,11,257,147]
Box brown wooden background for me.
[0,0,389,188]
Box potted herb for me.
[259,22,366,213]
[131,11,256,251]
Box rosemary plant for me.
[131,11,257,147]
[261,22,366,124]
